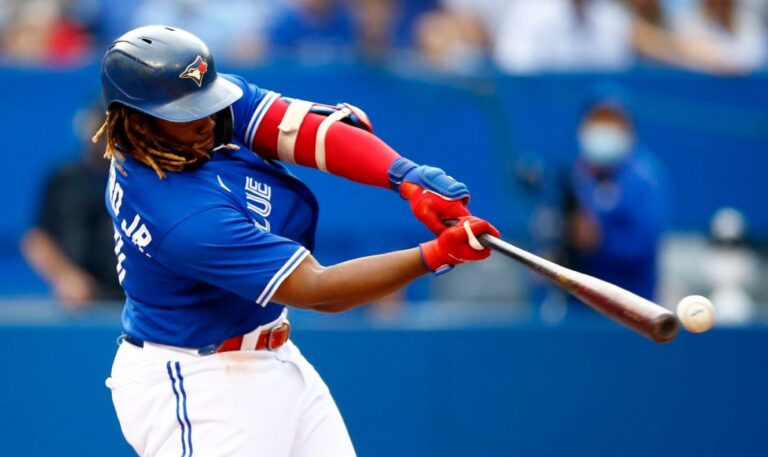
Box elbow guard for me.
[308,102,373,133]
[276,99,373,170]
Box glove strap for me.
[389,158,470,202]
[419,242,454,275]
[387,157,418,193]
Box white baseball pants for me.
[106,339,356,457]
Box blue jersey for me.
[106,74,318,348]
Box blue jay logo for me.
[179,55,208,87]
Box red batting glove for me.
[419,216,500,274]
[401,182,471,235]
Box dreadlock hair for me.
[92,104,235,179]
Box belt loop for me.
[267,326,277,351]
[240,328,261,350]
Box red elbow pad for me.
[252,98,398,189]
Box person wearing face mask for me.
[564,94,668,303]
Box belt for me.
[121,321,291,356]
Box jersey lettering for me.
[121,214,141,236]
[109,167,124,216]
[131,224,153,254]
[114,228,126,284]
[120,214,153,254]
[246,177,272,232]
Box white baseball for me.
[676,295,715,333]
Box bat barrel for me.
[478,233,680,343]
[654,314,680,343]
[566,269,680,343]
[605,300,679,343]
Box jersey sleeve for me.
[221,73,281,148]
[156,205,309,306]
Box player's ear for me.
[214,106,234,146]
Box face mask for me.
[578,123,632,167]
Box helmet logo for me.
[179,55,209,87]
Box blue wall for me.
[2,65,767,294]
[0,311,765,456]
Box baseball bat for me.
[403,180,679,343]
[477,232,678,343]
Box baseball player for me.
[99,26,498,457]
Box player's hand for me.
[568,209,601,251]
[400,182,471,235]
[419,216,499,274]
[388,158,471,235]
[53,269,97,309]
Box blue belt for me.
[118,334,221,356]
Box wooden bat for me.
[479,233,679,343]
[403,181,679,343]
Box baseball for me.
[676,295,715,333]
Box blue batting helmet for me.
[101,25,243,122]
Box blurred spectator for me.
[20,105,122,309]
[705,208,758,324]
[439,0,509,36]
[1,0,92,66]
[353,0,401,60]
[626,0,703,69]
[743,0,768,20]
[0,0,20,33]
[564,90,668,302]
[631,0,666,25]
[413,6,490,73]
[269,0,355,60]
[671,0,767,74]
[493,0,634,73]
[130,0,276,64]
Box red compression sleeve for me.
[252,98,400,189]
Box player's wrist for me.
[419,240,454,275]
[387,157,419,195]
[389,158,470,202]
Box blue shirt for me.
[570,150,668,300]
[269,5,355,57]
[106,74,318,348]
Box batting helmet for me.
[101,25,243,122]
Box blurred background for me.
[0,0,766,456]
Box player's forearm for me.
[273,248,428,312]
[313,248,428,312]
[20,228,85,283]
[253,98,399,189]
[313,119,399,188]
